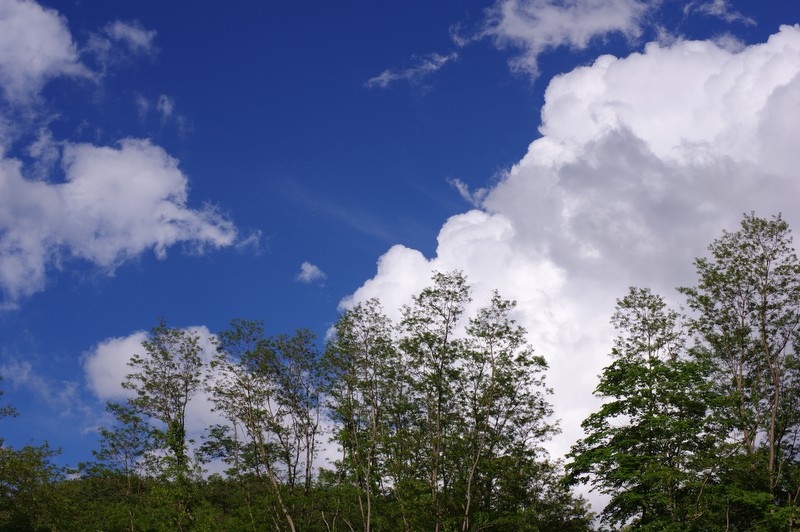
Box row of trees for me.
[0,271,591,530]
[3,212,800,530]
[569,213,800,530]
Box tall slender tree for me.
[456,291,557,530]
[122,319,204,529]
[209,319,298,532]
[326,298,396,532]
[400,271,471,531]
[681,213,800,519]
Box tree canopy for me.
[5,213,800,530]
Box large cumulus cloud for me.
[345,25,800,487]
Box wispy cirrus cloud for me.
[365,52,458,89]
[684,0,755,26]
[85,20,157,68]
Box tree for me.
[399,271,471,531]
[0,442,63,530]
[209,319,297,532]
[325,298,397,532]
[0,379,63,530]
[325,273,590,530]
[262,329,325,497]
[209,320,326,531]
[87,401,153,531]
[568,287,710,529]
[680,213,800,521]
[122,319,204,529]
[456,291,557,531]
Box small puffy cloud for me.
[484,0,648,77]
[345,26,800,511]
[82,331,148,400]
[0,0,88,101]
[296,261,327,284]
[0,138,238,305]
[365,52,458,89]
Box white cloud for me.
[156,94,174,120]
[85,20,157,68]
[135,93,150,121]
[685,0,755,26]
[296,261,327,284]
[365,52,458,89]
[83,331,148,400]
[0,138,238,305]
[102,20,156,53]
[448,177,489,208]
[0,0,89,101]
[484,0,648,77]
[345,25,800,511]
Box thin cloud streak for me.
[276,179,402,243]
[365,52,458,89]
[684,0,756,25]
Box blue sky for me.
[1,0,799,511]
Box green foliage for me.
[0,442,63,531]
[570,213,800,530]
[681,213,800,524]
[124,319,204,479]
[325,272,590,530]
[3,275,593,529]
[208,320,326,531]
[568,287,710,529]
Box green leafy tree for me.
[87,401,153,530]
[325,273,590,530]
[568,287,710,529]
[0,442,63,530]
[400,271,471,531]
[262,329,325,497]
[209,319,297,532]
[681,213,800,524]
[209,321,326,531]
[456,291,557,531]
[0,383,64,531]
[122,319,205,530]
[325,298,397,532]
